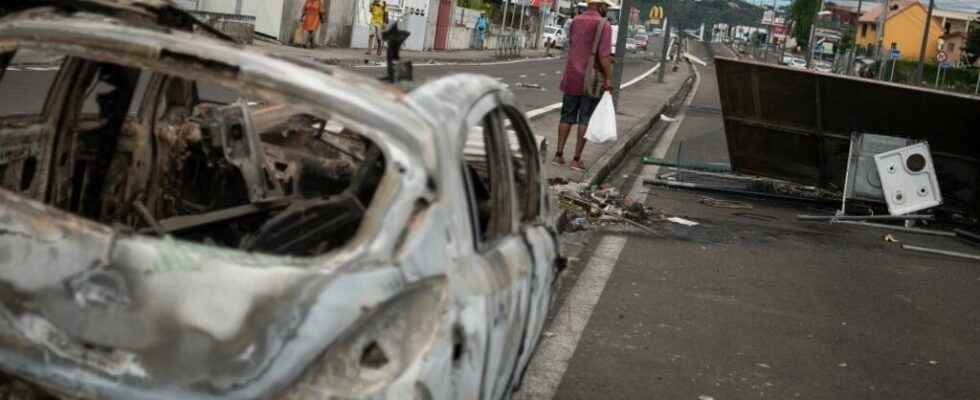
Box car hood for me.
[0,189,447,399]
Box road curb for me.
[582,66,697,188]
[554,61,697,233]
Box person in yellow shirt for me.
[367,0,387,56]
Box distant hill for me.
[635,0,767,31]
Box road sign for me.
[890,48,900,60]
[936,50,948,63]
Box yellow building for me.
[855,0,944,62]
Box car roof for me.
[0,3,439,172]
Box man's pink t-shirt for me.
[559,9,612,96]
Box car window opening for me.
[0,49,385,257]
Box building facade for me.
[856,0,943,61]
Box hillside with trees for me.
[635,0,767,31]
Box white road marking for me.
[24,66,60,71]
[520,74,528,78]
[539,72,548,76]
[513,235,628,400]
[525,62,660,120]
[516,62,701,400]
[352,55,559,69]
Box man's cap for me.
[587,0,616,7]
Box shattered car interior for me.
[0,2,559,399]
[2,52,381,256]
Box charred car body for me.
[0,1,559,399]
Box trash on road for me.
[901,244,980,261]
[700,197,752,209]
[515,82,544,90]
[883,234,899,243]
[660,114,678,122]
[667,217,699,226]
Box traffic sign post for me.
[888,47,900,82]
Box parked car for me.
[634,33,649,51]
[0,2,560,399]
[788,57,808,69]
[543,25,566,49]
[625,38,639,51]
[813,61,833,73]
[781,53,794,65]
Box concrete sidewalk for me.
[530,62,690,187]
[252,41,553,67]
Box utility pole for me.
[876,0,889,79]
[845,0,863,75]
[658,7,670,83]
[914,0,936,82]
[975,71,980,95]
[502,0,511,33]
[805,0,824,69]
[517,0,527,47]
[612,0,633,105]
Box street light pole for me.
[612,0,633,105]
[876,0,889,79]
[502,0,511,33]
[805,0,824,69]
[914,0,936,82]
[845,0,863,75]
[657,7,670,83]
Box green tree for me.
[789,0,821,47]
[966,20,980,65]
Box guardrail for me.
[494,32,523,58]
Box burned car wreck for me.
[0,1,559,399]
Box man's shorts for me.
[371,24,383,38]
[559,94,600,125]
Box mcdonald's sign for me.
[648,6,663,25]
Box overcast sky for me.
[764,0,980,12]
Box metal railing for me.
[494,32,523,58]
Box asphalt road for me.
[547,41,980,399]
[351,43,664,112]
[0,41,663,116]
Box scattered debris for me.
[698,395,715,400]
[954,228,980,246]
[835,221,955,237]
[929,360,939,365]
[667,217,699,226]
[642,157,732,173]
[701,197,752,209]
[797,214,933,222]
[837,362,848,368]
[901,244,980,261]
[515,82,544,90]
[756,363,771,369]
[883,234,898,243]
[660,114,678,122]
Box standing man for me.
[475,13,489,50]
[553,0,614,171]
[367,0,388,56]
[301,0,325,48]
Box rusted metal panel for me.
[715,57,980,215]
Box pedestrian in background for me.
[367,0,387,56]
[300,0,325,48]
[553,0,613,171]
[475,13,488,50]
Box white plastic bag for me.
[584,93,617,143]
